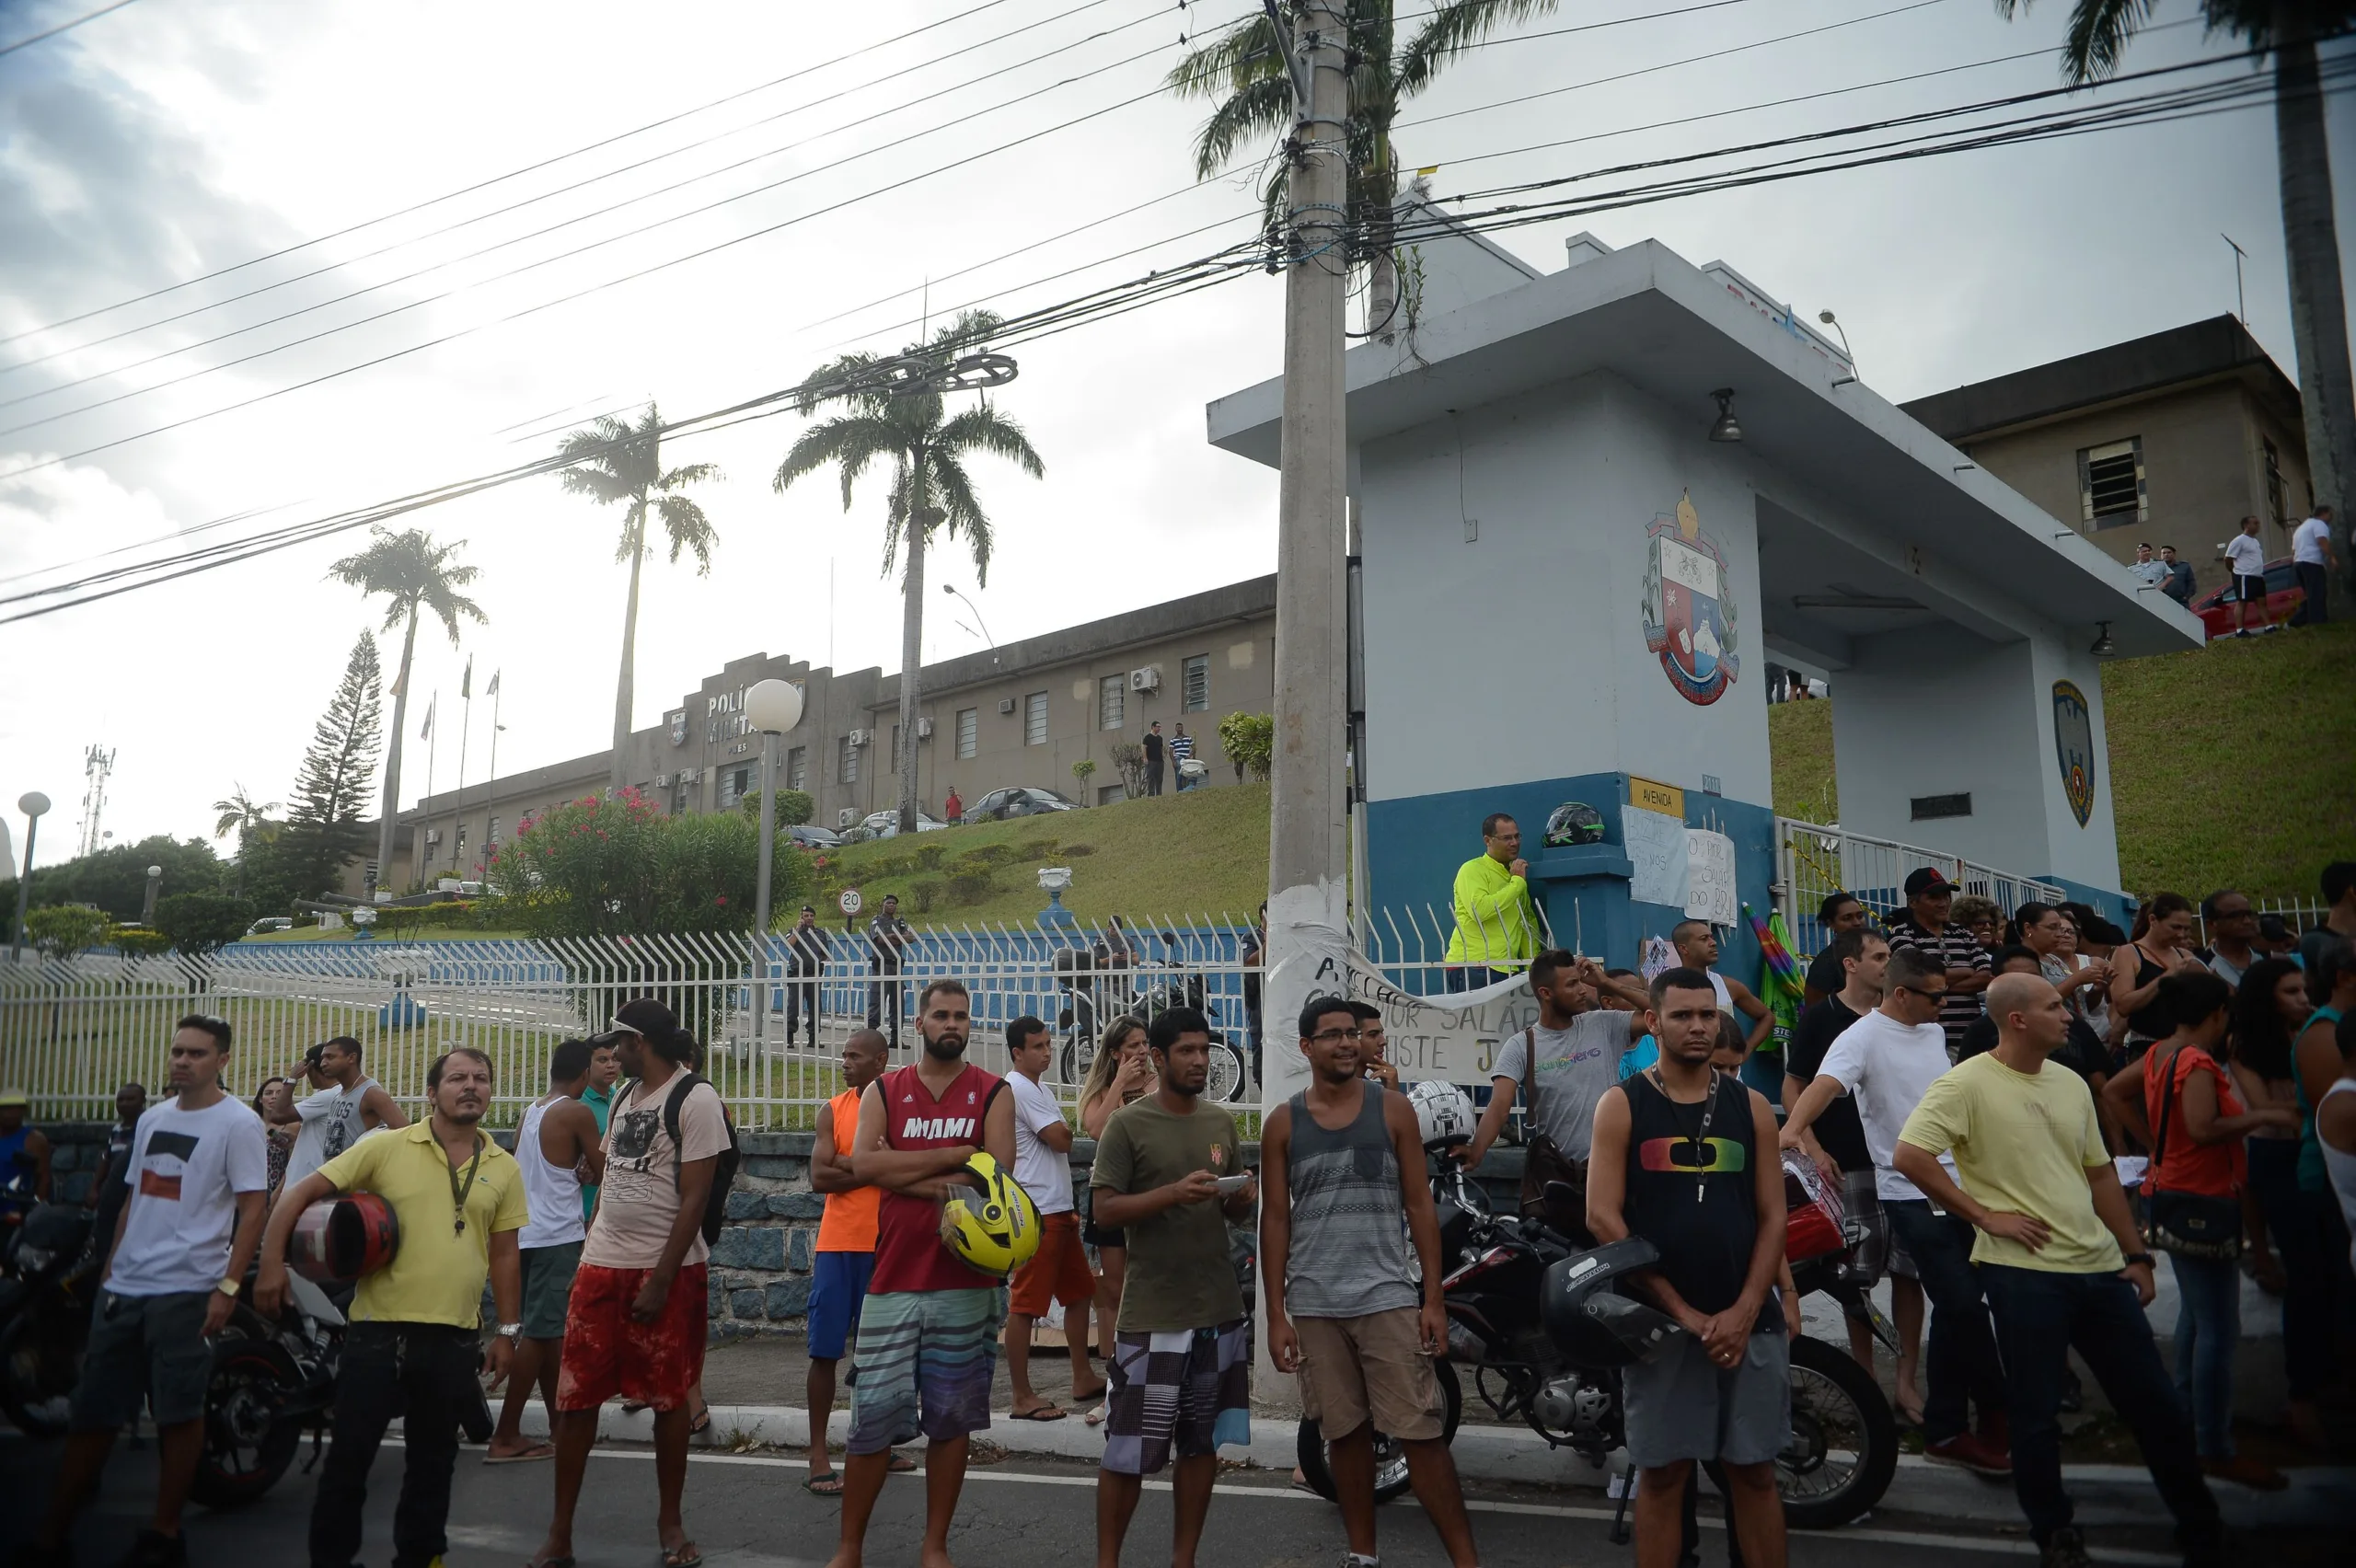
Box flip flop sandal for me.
[660,1547,703,1568]
[688,1406,712,1435]
[485,1443,557,1464]
[888,1451,919,1472]
[803,1470,847,1495]
[1083,1403,1108,1427]
[1008,1405,1068,1422]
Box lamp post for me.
[941,582,996,649]
[142,864,163,925]
[745,678,806,1047]
[10,791,52,962]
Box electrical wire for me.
[0,0,141,60]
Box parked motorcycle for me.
[191,1266,348,1507]
[0,1194,98,1437]
[1054,935,1249,1102]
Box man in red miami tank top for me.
[826,978,1015,1568]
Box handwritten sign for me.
[1684,829,1738,926]
[1623,805,1690,909]
[1341,959,1536,1083]
[1628,775,1685,817]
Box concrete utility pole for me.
[1258,0,1353,1412]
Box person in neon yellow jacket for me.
[1444,813,1542,987]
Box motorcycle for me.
[1294,1158,1895,1531]
[0,1193,98,1437]
[1055,935,1249,1102]
[191,1266,348,1507]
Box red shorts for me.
[1010,1212,1096,1319]
[556,1262,708,1412]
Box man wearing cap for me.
[866,893,913,1048]
[0,1085,51,1208]
[788,903,830,1050]
[1886,870,1992,1055]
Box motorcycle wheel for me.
[1777,1333,1898,1530]
[1203,1039,1245,1104]
[190,1335,304,1509]
[1296,1357,1462,1505]
[0,1299,85,1437]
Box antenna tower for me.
[76,744,117,859]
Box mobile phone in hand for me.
[1215,1173,1252,1196]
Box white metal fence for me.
[1774,816,2067,957]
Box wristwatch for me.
[215,1278,241,1298]
[2122,1252,2154,1270]
[496,1322,524,1340]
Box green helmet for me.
[1543,801,1605,848]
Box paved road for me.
[12,1425,2310,1568]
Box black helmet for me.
[1542,1238,1688,1367]
[1542,801,1605,848]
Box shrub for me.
[948,870,994,904]
[1071,758,1097,799]
[1108,742,1144,798]
[774,789,814,827]
[154,892,257,958]
[24,904,110,959]
[916,844,948,872]
[910,878,943,915]
[486,788,811,938]
[111,926,176,958]
[1218,711,1275,782]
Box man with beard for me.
[271,1034,407,1199]
[826,980,1015,1568]
[1090,1008,1258,1568]
[259,1046,526,1568]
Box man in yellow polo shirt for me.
[259,1045,525,1568]
[1444,813,1540,989]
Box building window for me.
[786,746,807,791]
[892,723,901,768]
[669,778,688,816]
[1024,691,1049,746]
[955,708,977,758]
[2264,437,2287,531]
[837,734,859,784]
[2077,436,2147,528]
[1183,653,1209,712]
[720,765,753,810]
[1098,674,1126,730]
[487,815,501,848]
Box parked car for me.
[966,787,1081,822]
[783,824,843,849]
[245,917,294,935]
[860,810,947,837]
[2189,556,2304,639]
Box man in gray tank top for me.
[1262,996,1482,1568]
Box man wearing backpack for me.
[531,998,733,1568]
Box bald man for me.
[1893,974,2221,1568]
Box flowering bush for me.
[486,790,811,938]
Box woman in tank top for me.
[2110,893,2204,1057]
[1075,1017,1151,1424]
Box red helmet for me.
[288,1193,400,1282]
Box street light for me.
[745,677,806,1046]
[143,864,163,925]
[10,791,52,962]
[941,582,997,649]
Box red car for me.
[2189,556,2305,640]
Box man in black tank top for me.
[1589,967,1792,1568]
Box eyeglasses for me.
[1310,1027,1364,1045]
[1902,986,1950,1002]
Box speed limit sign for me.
[838,888,863,917]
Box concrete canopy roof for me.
[1206,238,2203,660]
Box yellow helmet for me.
[938,1150,1041,1279]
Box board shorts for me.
[556,1261,708,1413]
[519,1239,583,1341]
[73,1289,214,1430]
[1295,1306,1444,1442]
[1841,1169,1890,1287]
[1011,1211,1096,1318]
[806,1249,875,1362]
[1622,1323,1792,1470]
[846,1286,1006,1454]
[1100,1318,1253,1475]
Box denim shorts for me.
[72,1288,215,1430]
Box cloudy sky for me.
[0,0,2347,869]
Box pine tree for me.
[275,631,387,899]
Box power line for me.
[0,0,142,60]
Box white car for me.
[860,810,948,838]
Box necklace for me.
[1647,1066,1720,1205]
[445,1129,486,1237]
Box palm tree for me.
[775,311,1044,834]
[556,403,721,793]
[1168,0,1558,336]
[1997,2,2356,592]
[328,527,487,895]
[211,784,279,897]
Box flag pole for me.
[451,657,473,873]
[483,672,502,859]
[422,691,438,888]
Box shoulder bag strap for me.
[2150,1048,2178,1176]
[1521,1025,1539,1124]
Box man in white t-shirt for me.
[29,1014,269,1568]
[271,1034,406,1196]
[1004,1014,1105,1420]
[2292,504,2337,627]
[2221,515,2269,636]
[1783,947,2010,1479]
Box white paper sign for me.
[1341,959,1537,1084]
[1684,828,1738,927]
[1623,805,1690,908]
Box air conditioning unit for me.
[654,772,672,788]
[424,829,443,847]
[1130,665,1162,693]
[916,717,934,739]
[681,767,699,783]
[998,697,1017,715]
[837,808,859,829]
[847,728,872,747]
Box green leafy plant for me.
[154,893,257,959]
[910,878,943,915]
[1218,711,1275,783]
[774,789,814,827]
[948,870,995,905]
[486,789,811,938]
[110,926,176,959]
[1108,742,1143,799]
[1071,758,1097,800]
[24,904,110,959]
[916,844,948,872]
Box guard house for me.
[1206,220,2200,977]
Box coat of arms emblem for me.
[667,709,688,746]
[2051,680,2096,827]
[1640,491,1740,706]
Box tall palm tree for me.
[328,527,487,894]
[775,311,1044,834]
[1168,0,1558,336]
[556,403,721,793]
[1998,2,2356,592]
[211,784,279,898]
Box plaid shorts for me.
[1842,1169,1891,1286]
[1100,1319,1253,1476]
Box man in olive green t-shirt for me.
[1089,1008,1257,1568]
[1893,974,2220,1568]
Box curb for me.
[510,1403,2356,1531]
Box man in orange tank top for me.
[805,1029,892,1494]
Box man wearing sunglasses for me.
[1782,947,2011,1478]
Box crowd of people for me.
[2124,504,2339,628]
